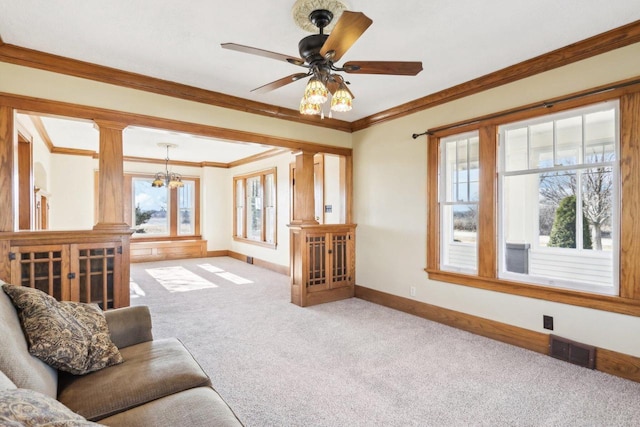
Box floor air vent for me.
[549,335,595,369]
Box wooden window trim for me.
[233,167,277,248]
[426,81,640,317]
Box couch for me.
[0,281,243,426]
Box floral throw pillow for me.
[0,388,105,426]
[2,285,123,375]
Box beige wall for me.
[352,42,640,357]
[3,41,640,357]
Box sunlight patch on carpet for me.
[197,263,225,273]
[146,266,218,292]
[129,280,146,298]
[216,271,254,284]
[198,263,253,284]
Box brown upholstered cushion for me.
[2,285,123,375]
[0,388,105,426]
[99,387,243,427]
[0,283,58,398]
[58,338,212,421]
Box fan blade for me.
[343,61,423,75]
[221,43,305,66]
[326,75,355,100]
[320,11,372,62]
[251,73,309,94]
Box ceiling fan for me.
[221,6,423,116]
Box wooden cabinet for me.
[289,224,356,307]
[0,230,132,309]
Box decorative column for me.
[291,150,319,225]
[93,120,129,231]
[0,106,17,281]
[0,105,17,232]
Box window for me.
[499,102,619,295]
[131,176,199,238]
[440,132,479,273]
[426,87,640,315]
[233,168,277,247]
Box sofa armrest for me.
[104,306,153,349]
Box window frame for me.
[497,102,620,295]
[439,131,480,274]
[125,173,201,241]
[233,168,277,249]
[426,85,640,317]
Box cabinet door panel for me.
[10,244,71,301]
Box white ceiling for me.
[2,1,640,161]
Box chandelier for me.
[151,143,184,188]
[299,72,352,118]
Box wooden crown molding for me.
[351,19,640,131]
[1,20,638,134]
[1,91,352,157]
[0,43,352,133]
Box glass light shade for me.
[168,175,184,189]
[299,96,321,115]
[330,87,353,112]
[304,77,328,104]
[151,175,165,187]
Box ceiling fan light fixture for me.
[330,85,352,112]
[304,77,328,104]
[299,96,321,115]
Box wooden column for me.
[93,120,129,230]
[0,106,16,281]
[0,105,17,232]
[620,92,640,300]
[291,150,318,225]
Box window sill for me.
[424,268,640,317]
[233,236,277,249]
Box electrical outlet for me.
[543,315,554,330]
[410,286,416,297]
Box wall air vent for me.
[549,335,595,369]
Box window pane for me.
[441,204,477,272]
[468,137,480,202]
[529,121,553,169]
[504,127,528,171]
[178,181,195,235]
[443,135,479,202]
[585,109,616,163]
[555,116,582,166]
[264,173,276,244]
[236,179,244,237]
[132,178,169,236]
[581,167,614,252]
[453,205,477,243]
[246,176,263,241]
[538,170,576,248]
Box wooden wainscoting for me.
[355,285,640,384]
[131,240,207,263]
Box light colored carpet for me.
[130,257,640,426]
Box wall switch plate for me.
[543,315,554,330]
[410,286,416,297]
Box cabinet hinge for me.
[8,252,16,261]
[67,272,76,280]
[117,246,123,254]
